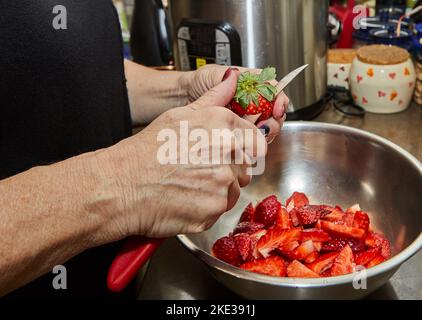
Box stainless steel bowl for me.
[177,122,422,300]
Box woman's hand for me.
[94,70,267,240]
[182,64,290,143]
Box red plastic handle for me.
[107,236,165,292]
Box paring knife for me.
[106,64,309,293]
[276,64,308,94]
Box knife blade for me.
[276,64,308,95]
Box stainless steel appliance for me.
[168,0,329,119]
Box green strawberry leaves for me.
[234,67,277,109]
[259,67,276,82]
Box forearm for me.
[125,60,192,125]
[0,150,121,296]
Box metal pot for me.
[177,122,422,299]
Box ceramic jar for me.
[350,45,416,114]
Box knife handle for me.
[107,236,165,292]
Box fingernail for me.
[259,125,270,136]
[222,68,232,81]
[222,67,239,81]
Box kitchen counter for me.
[137,102,422,300]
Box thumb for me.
[189,68,239,110]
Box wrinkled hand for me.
[183,64,290,143]
[94,71,267,240]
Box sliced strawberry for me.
[330,245,354,276]
[212,236,243,266]
[289,209,300,227]
[321,220,366,239]
[286,192,309,212]
[322,208,345,222]
[278,240,300,256]
[321,269,331,277]
[233,233,253,262]
[346,204,361,213]
[366,254,386,268]
[288,240,315,260]
[322,237,365,253]
[355,247,381,266]
[274,206,292,229]
[343,212,355,227]
[301,228,331,242]
[257,228,302,258]
[353,211,370,232]
[307,252,339,274]
[233,221,265,235]
[240,256,286,277]
[287,260,320,278]
[249,229,267,260]
[239,203,255,223]
[315,219,322,229]
[335,205,344,212]
[304,251,319,264]
[254,195,282,227]
[295,205,331,226]
[365,232,391,258]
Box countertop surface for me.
[138,102,422,300]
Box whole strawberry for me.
[229,67,278,120]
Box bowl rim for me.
[177,121,422,288]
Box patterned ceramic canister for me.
[327,49,356,90]
[328,62,352,89]
[350,45,416,114]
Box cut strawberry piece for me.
[365,232,391,258]
[288,240,315,260]
[304,251,319,264]
[322,237,365,253]
[287,260,320,278]
[257,228,301,258]
[322,208,345,222]
[295,205,331,226]
[335,205,344,212]
[313,241,322,252]
[301,228,331,242]
[286,192,309,212]
[212,236,243,266]
[240,256,286,277]
[289,209,300,226]
[275,206,292,229]
[343,212,355,227]
[254,195,282,227]
[353,211,370,232]
[307,252,339,274]
[234,233,253,262]
[278,240,300,256]
[233,221,265,235]
[355,248,381,266]
[346,204,361,214]
[330,245,354,276]
[250,229,267,260]
[321,220,365,239]
[239,203,255,223]
[366,254,386,268]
